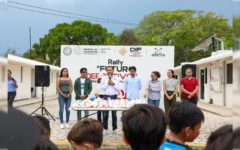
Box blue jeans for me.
[103,95,117,130]
[58,92,71,123]
[148,98,160,107]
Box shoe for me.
[103,129,107,135]
[113,129,120,135]
[66,123,70,129]
[60,124,64,129]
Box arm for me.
[125,78,128,92]
[138,78,142,90]
[86,79,92,96]
[99,77,108,91]
[74,79,81,99]
[56,78,62,94]
[69,78,73,95]
[12,78,18,88]
[163,85,169,97]
[180,85,191,95]
[113,78,122,91]
[173,83,178,95]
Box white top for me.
[92,83,104,95]
[81,78,85,96]
[162,78,179,92]
[99,75,122,96]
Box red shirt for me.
[180,77,199,98]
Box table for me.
[71,107,129,120]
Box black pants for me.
[8,92,16,107]
[97,95,104,123]
[181,96,198,105]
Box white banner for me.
[61,45,174,120]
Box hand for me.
[148,87,152,90]
[143,93,147,98]
[188,95,192,99]
[82,95,86,99]
[66,94,71,98]
[169,95,173,100]
[80,95,83,99]
[189,92,194,96]
[62,94,67,98]
[108,79,111,85]
[110,80,114,85]
[12,80,17,86]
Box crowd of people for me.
[5,66,239,150]
[13,102,237,150]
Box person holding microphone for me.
[100,66,122,135]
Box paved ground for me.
[17,99,232,144]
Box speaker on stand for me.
[30,65,55,121]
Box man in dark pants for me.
[100,66,122,135]
[8,70,18,107]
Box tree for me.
[33,20,112,66]
[136,10,233,66]
[106,29,140,45]
[7,48,22,57]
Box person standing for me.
[163,70,179,114]
[56,68,73,129]
[100,66,121,135]
[91,73,105,123]
[74,68,92,120]
[180,68,199,105]
[8,70,18,107]
[144,71,162,107]
[125,66,142,101]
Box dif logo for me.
[130,47,141,52]
[130,47,142,57]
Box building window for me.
[227,63,233,84]
[205,68,207,84]
[2,67,5,82]
[21,66,23,82]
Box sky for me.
[0,0,234,56]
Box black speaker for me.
[181,64,196,78]
[35,65,50,87]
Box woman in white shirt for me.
[92,73,104,123]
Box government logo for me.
[63,46,72,56]
[74,46,83,55]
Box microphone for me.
[109,75,111,80]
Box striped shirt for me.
[145,79,162,100]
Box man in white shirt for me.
[100,66,122,135]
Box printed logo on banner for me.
[63,46,72,56]
[119,48,127,56]
[130,47,142,57]
[74,47,83,55]
[152,47,165,57]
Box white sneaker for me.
[60,124,64,129]
[66,123,70,129]
[113,129,120,135]
[103,129,107,135]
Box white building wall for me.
[8,64,31,100]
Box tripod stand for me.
[30,86,55,121]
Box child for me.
[67,118,103,150]
[160,101,204,150]
[33,115,51,140]
[205,125,232,150]
[121,104,168,150]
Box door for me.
[31,69,36,97]
[200,69,204,99]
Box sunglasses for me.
[82,72,87,73]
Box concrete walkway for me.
[176,97,232,117]
[14,94,58,108]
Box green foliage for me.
[33,20,112,66]
[107,29,140,45]
[135,9,233,66]
[209,98,213,104]
[177,92,180,97]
